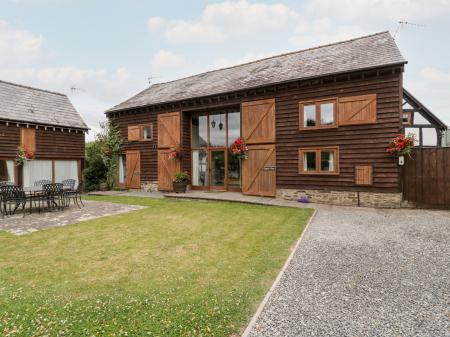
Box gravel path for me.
[246,205,450,337]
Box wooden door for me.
[126,150,140,189]
[241,98,276,196]
[158,149,181,191]
[241,99,275,144]
[242,144,276,197]
[158,112,181,148]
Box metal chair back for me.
[0,181,15,187]
[62,179,76,190]
[43,183,63,196]
[35,180,52,187]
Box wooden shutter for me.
[355,165,373,185]
[20,127,36,153]
[338,94,377,125]
[128,125,140,141]
[126,150,141,188]
[242,144,276,196]
[241,99,275,144]
[158,112,180,148]
[158,149,181,191]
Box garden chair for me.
[0,185,27,217]
[64,181,84,208]
[43,183,64,211]
[34,180,52,187]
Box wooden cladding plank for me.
[158,149,181,191]
[355,165,373,185]
[20,127,36,153]
[128,125,140,141]
[126,150,140,189]
[158,112,180,148]
[242,144,276,196]
[241,98,275,144]
[338,94,377,125]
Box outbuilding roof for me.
[0,80,88,130]
[108,31,406,113]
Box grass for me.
[0,196,312,337]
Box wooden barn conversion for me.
[107,31,427,207]
[0,80,88,186]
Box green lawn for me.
[0,196,312,337]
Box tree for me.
[96,120,123,189]
[83,141,107,191]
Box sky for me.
[1,0,450,140]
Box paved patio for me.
[0,200,144,235]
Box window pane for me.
[0,160,14,182]
[405,127,420,146]
[191,150,208,186]
[304,105,316,127]
[54,161,79,186]
[227,111,241,144]
[209,113,226,147]
[228,149,241,188]
[422,128,438,146]
[321,151,335,172]
[210,150,225,186]
[303,152,316,171]
[191,113,208,147]
[142,126,151,140]
[413,112,430,125]
[118,155,126,183]
[320,103,334,126]
[23,160,53,187]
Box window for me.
[299,147,339,174]
[23,160,53,187]
[402,112,412,125]
[54,160,79,186]
[0,160,14,182]
[140,124,153,141]
[405,127,420,146]
[299,99,337,130]
[118,154,126,184]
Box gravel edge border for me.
[241,209,318,337]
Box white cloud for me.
[0,20,43,66]
[308,0,450,22]
[151,50,186,70]
[148,0,300,44]
[420,66,450,83]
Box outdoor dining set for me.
[0,179,84,218]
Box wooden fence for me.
[402,148,450,209]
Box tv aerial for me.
[394,21,425,39]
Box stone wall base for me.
[141,181,159,192]
[277,189,403,208]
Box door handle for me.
[263,166,276,171]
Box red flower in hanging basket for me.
[230,137,248,160]
[386,133,415,158]
[168,143,183,160]
[15,146,34,166]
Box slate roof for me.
[0,80,88,130]
[108,31,406,113]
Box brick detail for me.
[277,189,403,208]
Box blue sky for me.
[1,0,449,139]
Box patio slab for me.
[88,190,164,198]
[0,200,145,235]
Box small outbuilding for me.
[0,80,88,186]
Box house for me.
[402,89,448,147]
[0,80,88,186]
[107,31,414,207]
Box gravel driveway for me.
[246,205,450,337]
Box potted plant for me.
[386,133,415,165]
[173,171,189,193]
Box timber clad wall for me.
[111,70,402,193]
[0,123,85,159]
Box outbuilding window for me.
[299,147,339,175]
[299,99,337,130]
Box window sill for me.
[298,171,340,175]
[299,125,338,131]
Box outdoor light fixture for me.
[211,120,216,128]
[219,122,223,130]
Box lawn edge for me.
[241,208,318,337]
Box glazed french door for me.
[191,110,241,191]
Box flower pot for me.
[173,181,187,193]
